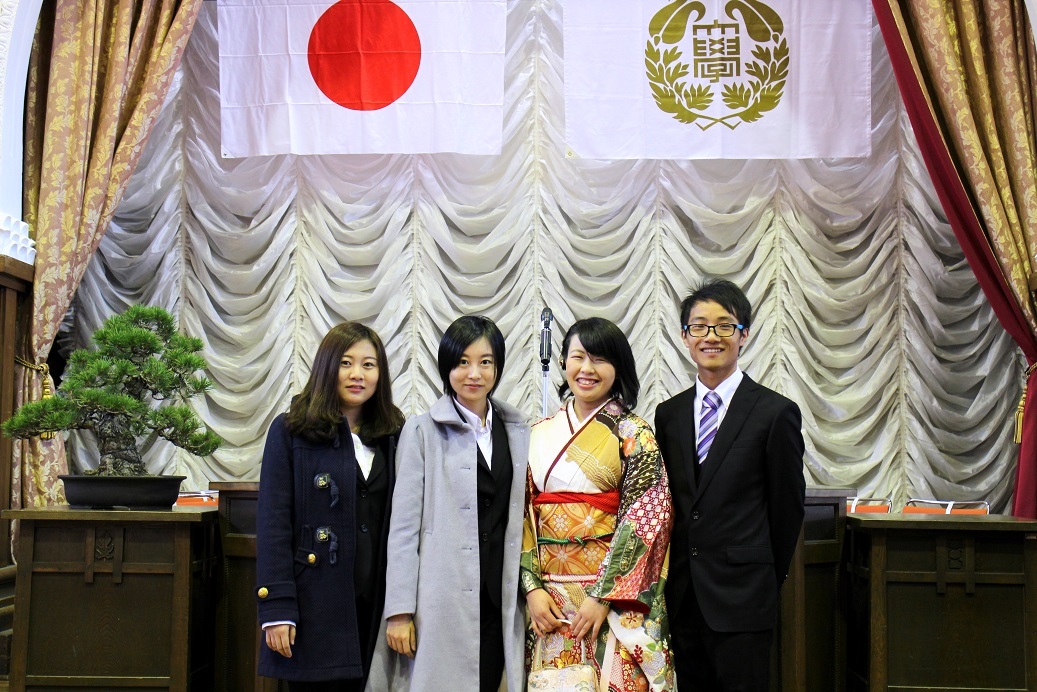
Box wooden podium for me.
[845,513,1037,691]
[771,486,852,691]
[210,481,286,692]
[4,506,218,691]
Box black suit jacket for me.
[476,407,514,608]
[354,437,396,668]
[656,374,805,633]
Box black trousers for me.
[480,584,505,692]
[670,584,773,692]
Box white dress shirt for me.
[455,399,494,468]
[351,431,375,480]
[694,369,743,441]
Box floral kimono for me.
[521,399,675,692]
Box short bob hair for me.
[437,315,506,397]
[285,322,404,444]
[680,278,753,332]
[558,317,639,410]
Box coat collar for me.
[429,393,528,427]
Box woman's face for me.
[564,334,616,412]
[337,339,380,414]
[449,336,497,414]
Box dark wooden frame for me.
[0,256,34,673]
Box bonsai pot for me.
[59,474,186,510]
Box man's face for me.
[682,299,747,384]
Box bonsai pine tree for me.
[2,305,222,476]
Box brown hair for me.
[285,322,404,444]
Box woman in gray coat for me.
[379,316,529,692]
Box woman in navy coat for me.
[256,322,405,691]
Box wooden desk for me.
[845,513,1037,692]
[3,506,218,691]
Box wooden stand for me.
[846,513,1037,691]
[3,506,218,691]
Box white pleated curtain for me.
[65,3,1023,510]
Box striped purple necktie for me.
[697,391,722,464]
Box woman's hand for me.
[265,623,296,658]
[570,596,609,643]
[526,588,565,637]
[386,614,417,657]
[526,589,568,639]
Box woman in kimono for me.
[380,315,530,692]
[522,317,675,692]
[256,322,405,691]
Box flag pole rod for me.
[541,368,550,418]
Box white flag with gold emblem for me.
[564,0,872,159]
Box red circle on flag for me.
[307,0,421,111]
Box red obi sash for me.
[532,490,620,515]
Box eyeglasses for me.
[682,323,743,338]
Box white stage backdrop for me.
[64,3,1023,510]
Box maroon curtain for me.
[872,0,1037,517]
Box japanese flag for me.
[218,0,505,156]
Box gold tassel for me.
[14,357,54,439]
[39,363,51,400]
[1017,390,1027,444]
[1018,361,1037,444]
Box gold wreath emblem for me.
[645,0,788,130]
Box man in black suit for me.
[655,279,805,692]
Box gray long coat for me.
[367,394,530,692]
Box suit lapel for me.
[363,444,386,484]
[692,375,761,503]
[666,386,699,497]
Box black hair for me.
[437,315,506,396]
[285,322,404,444]
[680,278,753,331]
[557,317,639,410]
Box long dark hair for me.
[557,317,639,409]
[437,315,507,397]
[285,322,404,444]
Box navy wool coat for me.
[256,413,397,682]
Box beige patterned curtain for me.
[902,0,1037,317]
[878,0,1037,514]
[15,0,202,510]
